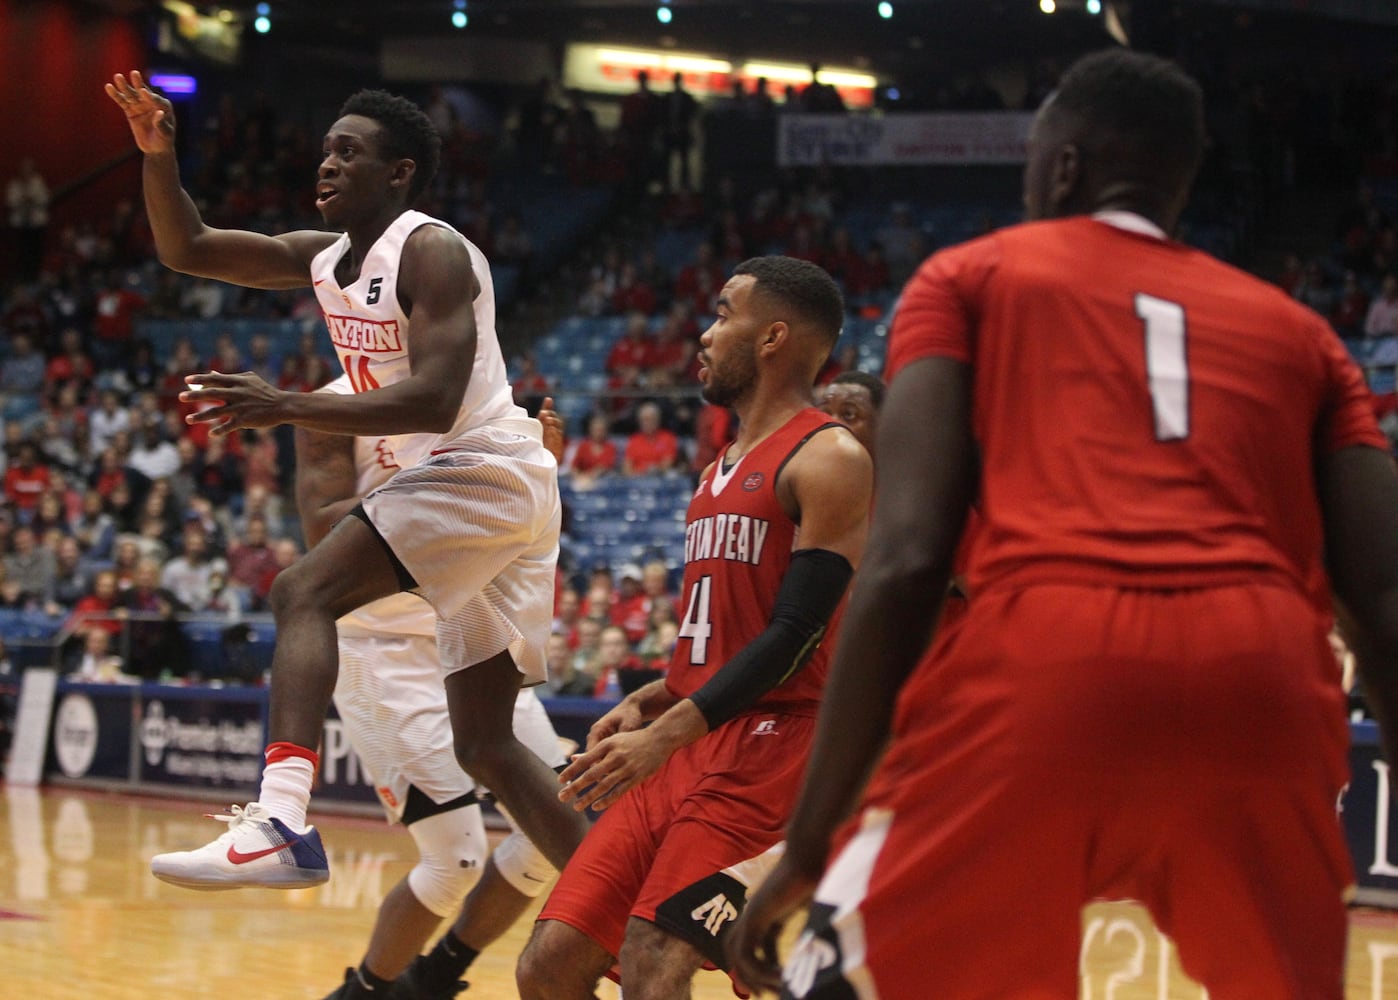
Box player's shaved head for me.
[732,256,845,365]
[1027,48,1205,230]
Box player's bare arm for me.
[1320,446,1398,761]
[561,424,873,815]
[729,357,973,992]
[293,423,361,549]
[107,71,334,289]
[183,226,477,438]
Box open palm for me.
[105,70,176,154]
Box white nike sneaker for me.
[150,802,329,890]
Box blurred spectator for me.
[126,417,180,482]
[623,401,680,475]
[4,525,55,603]
[0,332,45,398]
[227,515,278,591]
[876,203,925,287]
[635,616,678,675]
[66,568,121,638]
[4,442,51,515]
[46,535,89,613]
[111,536,142,590]
[202,567,253,619]
[610,562,650,643]
[6,158,49,281]
[597,622,652,697]
[192,433,244,510]
[89,389,133,456]
[611,261,658,316]
[92,269,146,366]
[70,489,115,561]
[494,212,534,271]
[1292,260,1335,316]
[1365,274,1398,337]
[512,352,552,412]
[114,556,190,680]
[691,403,733,474]
[606,310,653,375]
[68,627,127,682]
[800,63,845,113]
[552,585,582,646]
[252,537,301,610]
[564,412,619,487]
[162,523,228,612]
[44,327,94,401]
[547,630,599,697]
[1331,271,1369,337]
[663,72,699,192]
[640,560,679,619]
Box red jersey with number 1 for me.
[666,407,843,717]
[887,214,1387,611]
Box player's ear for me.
[390,158,416,193]
[1047,143,1080,217]
[759,320,788,357]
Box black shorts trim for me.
[401,783,480,826]
[348,503,419,591]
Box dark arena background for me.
[3,1,1398,996]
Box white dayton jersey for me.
[309,208,524,459]
[325,374,563,819]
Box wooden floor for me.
[4,786,1398,999]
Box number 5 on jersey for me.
[679,575,713,665]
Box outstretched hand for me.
[181,371,289,438]
[105,71,176,155]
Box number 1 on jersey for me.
[679,575,713,665]
[1135,292,1190,442]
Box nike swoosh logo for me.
[313,279,327,286]
[226,839,294,864]
[522,872,546,882]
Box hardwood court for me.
[4,785,1398,999]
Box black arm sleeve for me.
[688,548,854,730]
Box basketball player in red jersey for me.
[516,256,873,1000]
[732,48,1398,999]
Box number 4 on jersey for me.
[679,575,713,665]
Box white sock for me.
[258,757,314,832]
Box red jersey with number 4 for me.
[666,407,843,716]
[887,215,1387,609]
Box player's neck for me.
[342,205,410,271]
[729,388,811,459]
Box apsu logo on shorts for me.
[742,472,765,492]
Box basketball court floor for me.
[4,785,1398,999]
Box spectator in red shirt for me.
[564,413,619,487]
[610,262,658,316]
[609,562,650,644]
[65,568,122,638]
[92,268,147,363]
[606,311,653,375]
[4,441,51,514]
[511,351,552,412]
[623,401,680,475]
[253,537,301,611]
[640,559,679,623]
[227,514,279,591]
[690,402,733,474]
[1331,271,1370,337]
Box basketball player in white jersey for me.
[304,383,566,1000]
[106,72,590,888]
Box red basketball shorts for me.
[540,708,817,994]
[784,581,1353,1000]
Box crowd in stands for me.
[2,47,1396,699]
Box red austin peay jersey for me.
[666,407,842,716]
[888,213,1387,610]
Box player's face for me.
[819,383,878,457]
[698,275,761,408]
[317,115,397,227]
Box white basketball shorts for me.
[359,423,561,683]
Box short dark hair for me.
[338,89,442,202]
[830,370,886,410]
[732,256,845,352]
[1049,48,1205,193]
